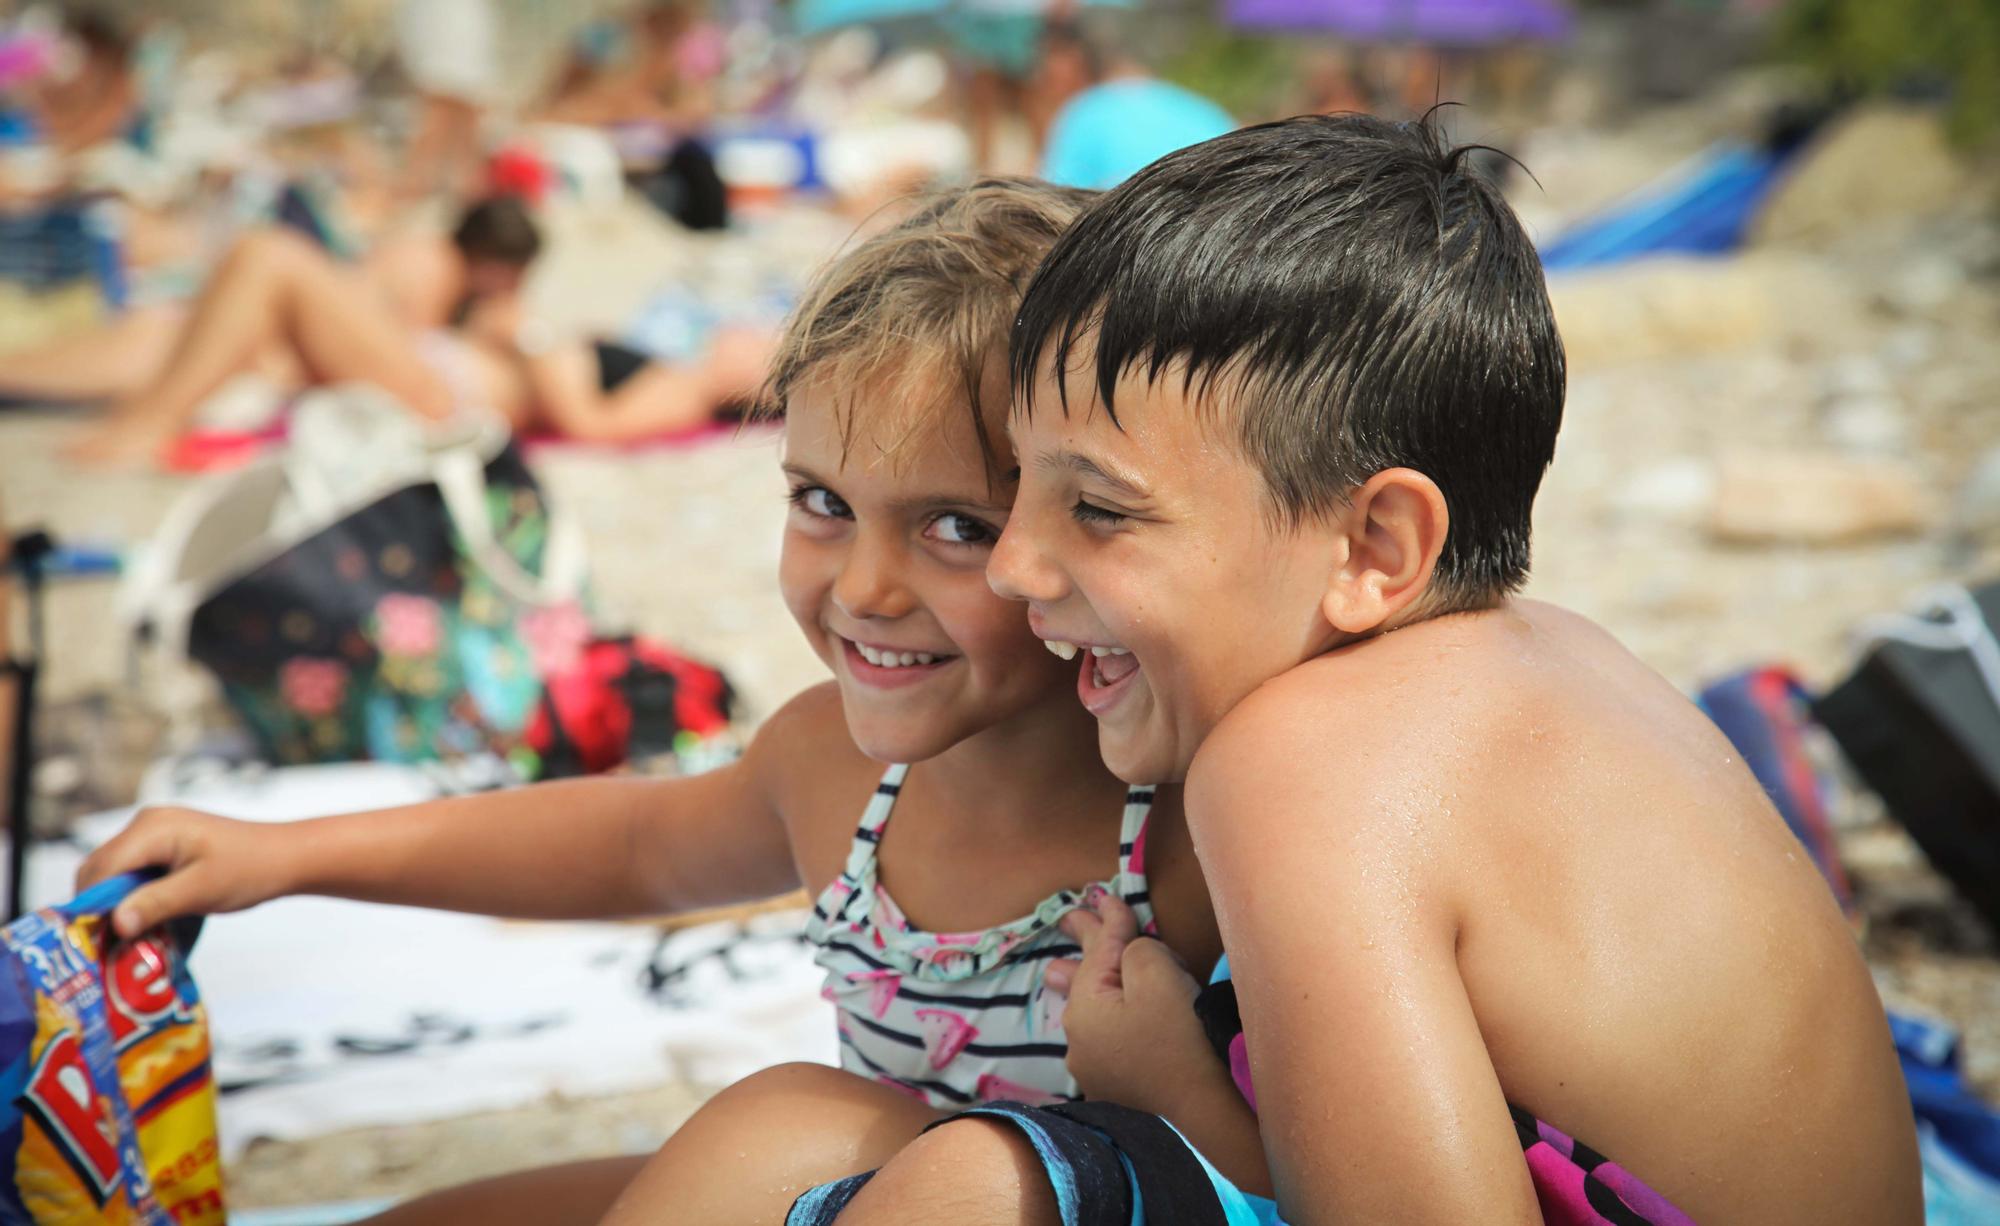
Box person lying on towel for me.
[0,194,771,465]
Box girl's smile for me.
[837,635,959,689]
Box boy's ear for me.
[1321,468,1449,636]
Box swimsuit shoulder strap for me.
[1116,785,1159,932]
[840,763,909,879]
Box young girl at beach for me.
[77,179,1243,1224]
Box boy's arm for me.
[1185,696,1540,1226]
[77,689,830,938]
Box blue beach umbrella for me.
[795,0,1130,37]
[794,0,950,35]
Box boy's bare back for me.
[1193,600,1921,1224]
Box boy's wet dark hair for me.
[1013,112,1566,613]
[451,196,543,268]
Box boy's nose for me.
[832,533,915,621]
[988,516,1066,604]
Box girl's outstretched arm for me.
[73,687,840,937]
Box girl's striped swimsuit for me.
[804,763,1157,1108]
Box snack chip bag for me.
[0,872,225,1224]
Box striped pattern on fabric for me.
[804,763,1157,1108]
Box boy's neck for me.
[1315,596,1512,665]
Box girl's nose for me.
[832,531,916,621]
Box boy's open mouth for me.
[1044,640,1142,715]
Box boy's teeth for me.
[1044,640,1079,661]
[1088,646,1131,657]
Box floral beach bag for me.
[125,386,589,776]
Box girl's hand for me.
[75,808,304,939]
[1045,894,1221,1114]
[1048,894,1276,1197]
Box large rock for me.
[1708,451,1939,545]
[1548,252,1850,367]
[1956,447,2000,543]
[1752,105,1974,247]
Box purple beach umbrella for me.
[1224,0,1573,45]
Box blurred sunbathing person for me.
[0,196,773,466]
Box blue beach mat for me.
[1538,141,1795,272]
[1892,1012,2000,1224]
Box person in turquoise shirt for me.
[1035,21,1235,190]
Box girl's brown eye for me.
[932,513,996,545]
[790,486,851,519]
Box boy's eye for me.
[929,512,997,546]
[790,486,851,519]
[1071,499,1126,527]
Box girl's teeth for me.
[1044,640,1079,661]
[853,641,944,669]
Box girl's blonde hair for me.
[759,178,1095,475]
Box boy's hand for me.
[76,808,302,939]
[1045,893,1220,1114]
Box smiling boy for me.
[818,114,1922,1226]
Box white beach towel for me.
[35,761,835,1159]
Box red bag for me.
[527,636,735,776]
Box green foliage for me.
[1158,26,1298,122]
[1776,0,2000,145]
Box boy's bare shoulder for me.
[1186,651,1425,840]
[1187,604,1595,841]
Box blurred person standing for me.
[1300,45,1372,115]
[24,7,142,157]
[534,3,730,229]
[393,0,499,205]
[1033,18,1234,190]
[948,0,1052,173]
[632,1,727,130]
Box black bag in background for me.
[634,139,729,231]
[1816,581,2000,932]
